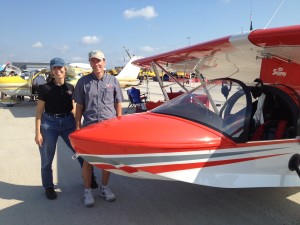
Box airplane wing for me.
[132,25,300,84]
[65,63,92,77]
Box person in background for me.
[8,71,15,76]
[73,50,123,207]
[30,72,47,102]
[35,57,97,200]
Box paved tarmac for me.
[1,82,300,225]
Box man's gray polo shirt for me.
[73,73,124,127]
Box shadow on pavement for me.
[0,99,36,118]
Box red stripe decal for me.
[136,154,287,174]
[93,164,139,173]
[118,166,139,173]
[93,164,116,170]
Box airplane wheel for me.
[288,154,300,178]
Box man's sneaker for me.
[99,185,116,202]
[45,187,57,200]
[84,189,95,207]
[91,175,98,189]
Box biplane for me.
[70,25,300,188]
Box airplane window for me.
[152,78,251,142]
[220,89,247,138]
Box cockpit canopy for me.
[152,78,299,143]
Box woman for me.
[35,57,97,200]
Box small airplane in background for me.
[0,56,142,106]
[70,25,300,189]
[0,69,50,106]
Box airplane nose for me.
[69,112,228,156]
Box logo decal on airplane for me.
[272,67,286,77]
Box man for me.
[73,50,123,207]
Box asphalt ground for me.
[1,82,300,225]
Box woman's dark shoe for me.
[45,187,57,200]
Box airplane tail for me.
[117,56,143,80]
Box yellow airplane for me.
[0,69,49,106]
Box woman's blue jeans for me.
[39,113,83,188]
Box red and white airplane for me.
[70,25,300,188]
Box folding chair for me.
[125,87,147,113]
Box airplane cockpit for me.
[151,78,300,143]
[249,84,299,141]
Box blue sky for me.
[0,0,299,69]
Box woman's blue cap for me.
[50,57,65,68]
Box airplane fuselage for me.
[0,76,32,96]
[70,25,300,188]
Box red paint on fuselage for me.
[70,112,236,155]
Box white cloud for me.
[81,36,100,44]
[124,6,158,19]
[140,45,158,53]
[32,42,43,48]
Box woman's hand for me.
[35,133,43,147]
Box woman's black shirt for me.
[38,80,74,114]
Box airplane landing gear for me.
[288,154,300,178]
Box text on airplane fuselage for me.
[272,67,287,77]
